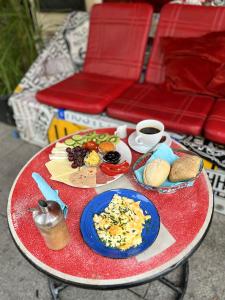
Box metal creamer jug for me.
[31,200,70,250]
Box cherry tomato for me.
[83,141,98,151]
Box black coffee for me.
[140,127,160,134]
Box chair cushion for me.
[162,55,220,97]
[204,99,225,144]
[36,72,134,114]
[146,4,225,84]
[160,31,225,97]
[84,3,153,80]
[208,64,225,97]
[161,30,225,63]
[107,83,214,136]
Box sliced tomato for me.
[83,141,98,151]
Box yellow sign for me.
[48,117,88,143]
[203,159,218,170]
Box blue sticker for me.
[58,109,65,120]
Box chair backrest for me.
[146,4,225,84]
[84,3,153,81]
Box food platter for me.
[45,132,132,188]
[80,189,160,259]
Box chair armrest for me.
[9,90,55,146]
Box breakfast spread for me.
[26,125,205,258]
[45,131,131,188]
[93,194,151,250]
[143,159,170,187]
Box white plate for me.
[128,131,172,154]
[47,140,132,188]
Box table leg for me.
[48,277,68,300]
[158,261,189,300]
[47,261,189,300]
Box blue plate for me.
[80,189,160,259]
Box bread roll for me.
[169,155,202,182]
[143,159,170,187]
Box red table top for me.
[7,128,213,288]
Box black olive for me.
[103,151,121,164]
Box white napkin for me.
[135,223,175,262]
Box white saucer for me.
[128,131,172,154]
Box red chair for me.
[204,99,225,144]
[107,4,225,136]
[36,3,153,114]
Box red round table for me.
[7,128,213,299]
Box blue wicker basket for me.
[132,148,203,194]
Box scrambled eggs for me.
[84,150,100,167]
[93,194,151,250]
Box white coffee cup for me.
[135,120,164,148]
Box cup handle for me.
[135,135,143,145]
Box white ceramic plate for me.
[47,140,132,188]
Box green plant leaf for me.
[0,0,42,94]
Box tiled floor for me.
[1,122,225,300]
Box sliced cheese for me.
[55,142,68,149]
[49,154,67,160]
[45,159,75,178]
[51,148,66,154]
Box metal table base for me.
[48,261,189,300]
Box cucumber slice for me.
[72,134,83,141]
[86,135,95,142]
[108,135,120,144]
[81,136,88,143]
[74,141,83,147]
[95,139,101,145]
[96,134,109,142]
[64,138,75,146]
